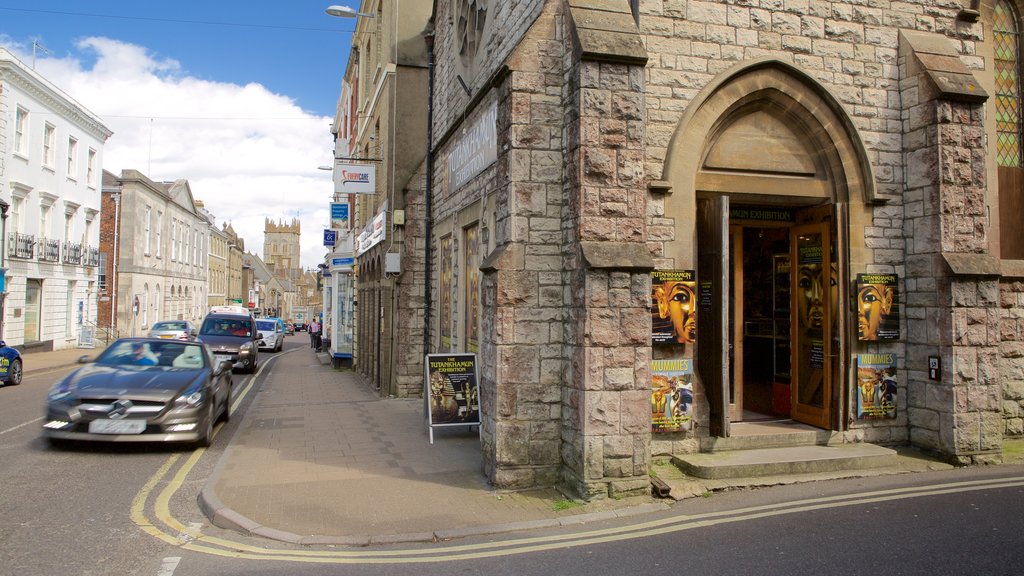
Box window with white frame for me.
[144,205,152,254]
[155,211,163,257]
[11,197,22,234]
[40,203,51,239]
[67,136,78,179]
[64,212,74,243]
[43,123,56,167]
[86,148,97,188]
[14,107,28,155]
[171,219,178,261]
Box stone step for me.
[671,443,900,480]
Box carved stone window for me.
[457,0,487,70]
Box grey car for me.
[148,320,198,341]
[42,338,232,447]
[196,312,259,373]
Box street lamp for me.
[325,5,375,18]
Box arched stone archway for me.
[657,59,878,435]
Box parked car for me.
[255,318,284,352]
[0,340,23,386]
[41,338,232,447]
[148,320,197,341]
[196,312,260,373]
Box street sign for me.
[323,229,337,247]
[330,202,349,229]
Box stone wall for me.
[1000,279,1024,437]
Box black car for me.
[196,312,259,373]
[42,338,232,447]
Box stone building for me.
[333,0,1024,500]
[100,170,209,337]
[263,218,302,283]
[331,0,432,395]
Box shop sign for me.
[333,162,376,195]
[447,100,497,192]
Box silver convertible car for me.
[42,338,233,447]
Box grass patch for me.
[552,496,577,508]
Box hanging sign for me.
[334,162,376,195]
[330,202,349,229]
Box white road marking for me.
[157,556,181,576]
[1,416,43,435]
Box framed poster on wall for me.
[855,273,900,341]
[651,269,697,345]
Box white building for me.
[0,48,112,349]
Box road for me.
[2,340,1023,576]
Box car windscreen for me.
[96,340,205,368]
[153,321,187,330]
[200,318,252,337]
[256,320,276,331]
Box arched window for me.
[995,0,1021,167]
[995,0,1024,259]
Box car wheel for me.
[219,379,232,423]
[196,403,214,448]
[7,358,22,385]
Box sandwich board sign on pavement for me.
[424,353,480,443]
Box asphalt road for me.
[2,340,1023,576]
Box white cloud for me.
[22,37,336,269]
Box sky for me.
[0,1,362,269]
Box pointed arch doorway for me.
[668,60,875,437]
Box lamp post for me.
[325,5,375,18]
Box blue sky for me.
[0,1,363,268]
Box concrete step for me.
[671,443,900,480]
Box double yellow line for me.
[129,352,1024,564]
[131,447,1024,565]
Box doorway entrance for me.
[699,200,839,433]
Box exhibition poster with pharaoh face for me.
[652,270,696,345]
[856,273,899,341]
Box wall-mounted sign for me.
[857,353,897,420]
[447,100,497,192]
[333,162,376,195]
[323,229,337,247]
[331,256,354,268]
[651,270,697,345]
[855,273,900,341]
[356,202,387,255]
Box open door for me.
[790,221,833,428]
[697,196,730,437]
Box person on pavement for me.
[309,319,320,349]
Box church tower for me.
[264,218,301,281]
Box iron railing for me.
[38,237,60,262]
[84,246,100,267]
[63,241,83,264]
[9,232,34,259]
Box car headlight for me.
[174,382,206,409]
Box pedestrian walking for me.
[309,319,320,349]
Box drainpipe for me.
[0,199,8,341]
[111,192,120,340]
[422,30,435,358]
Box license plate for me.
[215,354,233,362]
[158,334,174,339]
[89,419,146,434]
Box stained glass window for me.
[994,0,1021,167]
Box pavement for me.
[19,341,1024,547]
